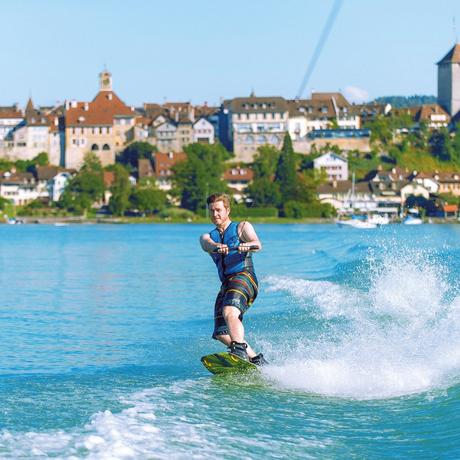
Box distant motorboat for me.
[402,215,423,225]
[336,217,377,229]
[4,215,23,225]
[368,214,390,225]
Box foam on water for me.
[0,379,328,459]
[262,247,460,400]
[0,382,220,459]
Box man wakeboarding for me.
[200,193,268,366]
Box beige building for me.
[228,95,289,163]
[64,71,136,169]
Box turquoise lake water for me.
[1,223,460,458]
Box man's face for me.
[209,200,230,226]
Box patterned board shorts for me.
[212,271,258,339]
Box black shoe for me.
[250,353,268,366]
[228,341,249,361]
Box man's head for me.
[207,193,231,227]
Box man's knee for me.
[223,305,241,321]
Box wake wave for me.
[261,248,460,399]
[0,381,230,459]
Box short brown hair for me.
[207,193,230,209]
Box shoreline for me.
[2,216,459,225]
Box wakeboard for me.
[201,352,258,375]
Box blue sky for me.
[2,0,460,107]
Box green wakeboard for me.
[201,352,258,375]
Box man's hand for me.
[215,244,229,255]
[238,243,258,253]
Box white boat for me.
[402,209,423,225]
[336,217,377,229]
[336,172,378,229]
[368,214,390,225]
[402,215,423,225]
[4,215,22,225]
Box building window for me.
[102,144,110,150]
[91,144,99,151]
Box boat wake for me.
[261,248,460,400]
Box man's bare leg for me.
[220,306,256,359]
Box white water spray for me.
[262,248,460,399]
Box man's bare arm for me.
[200,233,229,254]
[238,221,262,252]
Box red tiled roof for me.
[0,107,23,119]
[0,172,35,185]
[413,104,450,122]
[153,152,186,176]
[65,91,135,127]
[135,116,152,127]
[195,105,219,117]
[311,92,350,107]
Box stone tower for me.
[437,44,460,117]
[99,69,112,92]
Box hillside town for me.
[2,43,460,222]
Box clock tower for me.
[99,70,112,92]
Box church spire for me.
[25,97,35,116]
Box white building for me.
[412,173,439,193]
[287,93,360,142]
[35,166,75,202]
[313,152,348,181]
[0,106,23,145]
[0,171,39,205]
[49,172,72,201]
[193,118,214,144]
[0,99,63,163]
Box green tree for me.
[172,143,230,212]
[33,152,49,166]
[373,95,437,108]
[247,146,281,207]
[0,196,10,211]
[130,184,166,213]
[364,116,393,145]
[108,164,132,216]
[59,152,104,213]
[117,142,157,171]
[430,127,454,161]
[452,123,460,165]
[275,133,298,202]
[15,152,50,173]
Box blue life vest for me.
[209,221,254,282]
